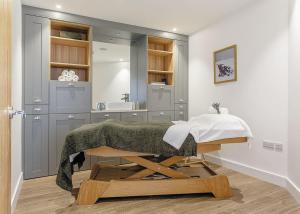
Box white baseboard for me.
[11,172,23,214]
[286,178,300,203]
[205,154,287,187]
[205,154,300,204]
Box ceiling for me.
[22,0,257,35]
[93,41,130,63]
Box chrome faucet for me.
[121,93,130,102]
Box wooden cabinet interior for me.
[148,36,174,85]
[50,20,91,81]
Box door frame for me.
[0,0,12,213]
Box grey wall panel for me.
[24,15,49,104]
[130,40,138,102]
[137,36,148,107]
[174,40,188,104]
[148,85,175,111]
[49,81,91,113]
[49,113,90,175]
[24,115,48,179]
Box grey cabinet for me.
[175,104,187,112]
[148,111,174,123]
[175,104,188,121]
[147,85,174,111]
[49,113,90,175]
[24,15,49,105]
[49,81,91,113]
[91,112,121,123]
[174,41,188,104]
[90,112,121,166]
[24,115,49,179]
[121,111,147,122]
[175,111,188,121]
[24,105,49,115]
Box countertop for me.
[91,109,148,113]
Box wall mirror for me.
[92,41,130,109]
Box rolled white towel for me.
[208,106,229,114]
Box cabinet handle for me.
[68,114,75,119]
[179,99,184,102]
[159,112,165,116]
[179,105,184,109]
[160,86,164,89]
[33,116,40,120]
[67,82,75,87]
[33,107,41,111]
[132,113,137,116]
[179,112,184,115]
[104,114,110,117]
[33,98,42,103]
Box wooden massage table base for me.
[76,137,247,205]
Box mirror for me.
[92,41,130,109]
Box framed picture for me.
[214,45,237,84]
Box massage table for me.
[75,137,248,205]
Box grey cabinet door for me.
[147,85,174,111]
[49,81,91,113]
[148,111,174,123]
[175,111,188,121]
[175,104,187,112]
[24,15,49,105]
[24,105,49,115]
[91,112,121,123]
[24,115,48,179]
[49,113,90,175]
[121,111,147,122]
[90,112,121,166]
[175,104,188,121]
[174,40,188,104]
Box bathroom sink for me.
[105,102,134,111]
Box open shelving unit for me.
[147,36,174,85]
[50,20,91,81]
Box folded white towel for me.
[163,114,253,150]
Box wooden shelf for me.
[51,36,89,48]
[148,49,173,56]
[147,36,174,85]
[148,36,173,45]
[51,20,90,31]
[148,70,173,74]
[50,62,89,69]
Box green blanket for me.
[56,119,197,191]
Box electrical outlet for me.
[274,143,283,152]
[263,141,274,151]
[263,140,283,152]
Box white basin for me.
[105,102,133,111]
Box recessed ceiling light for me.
[172,28,177,32]
[120,58,124,62]
[56,4,62,9]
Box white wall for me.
[189,0,289,179]
[92,62,130,108]
[11,0,23,210]
[288,0,300,201]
